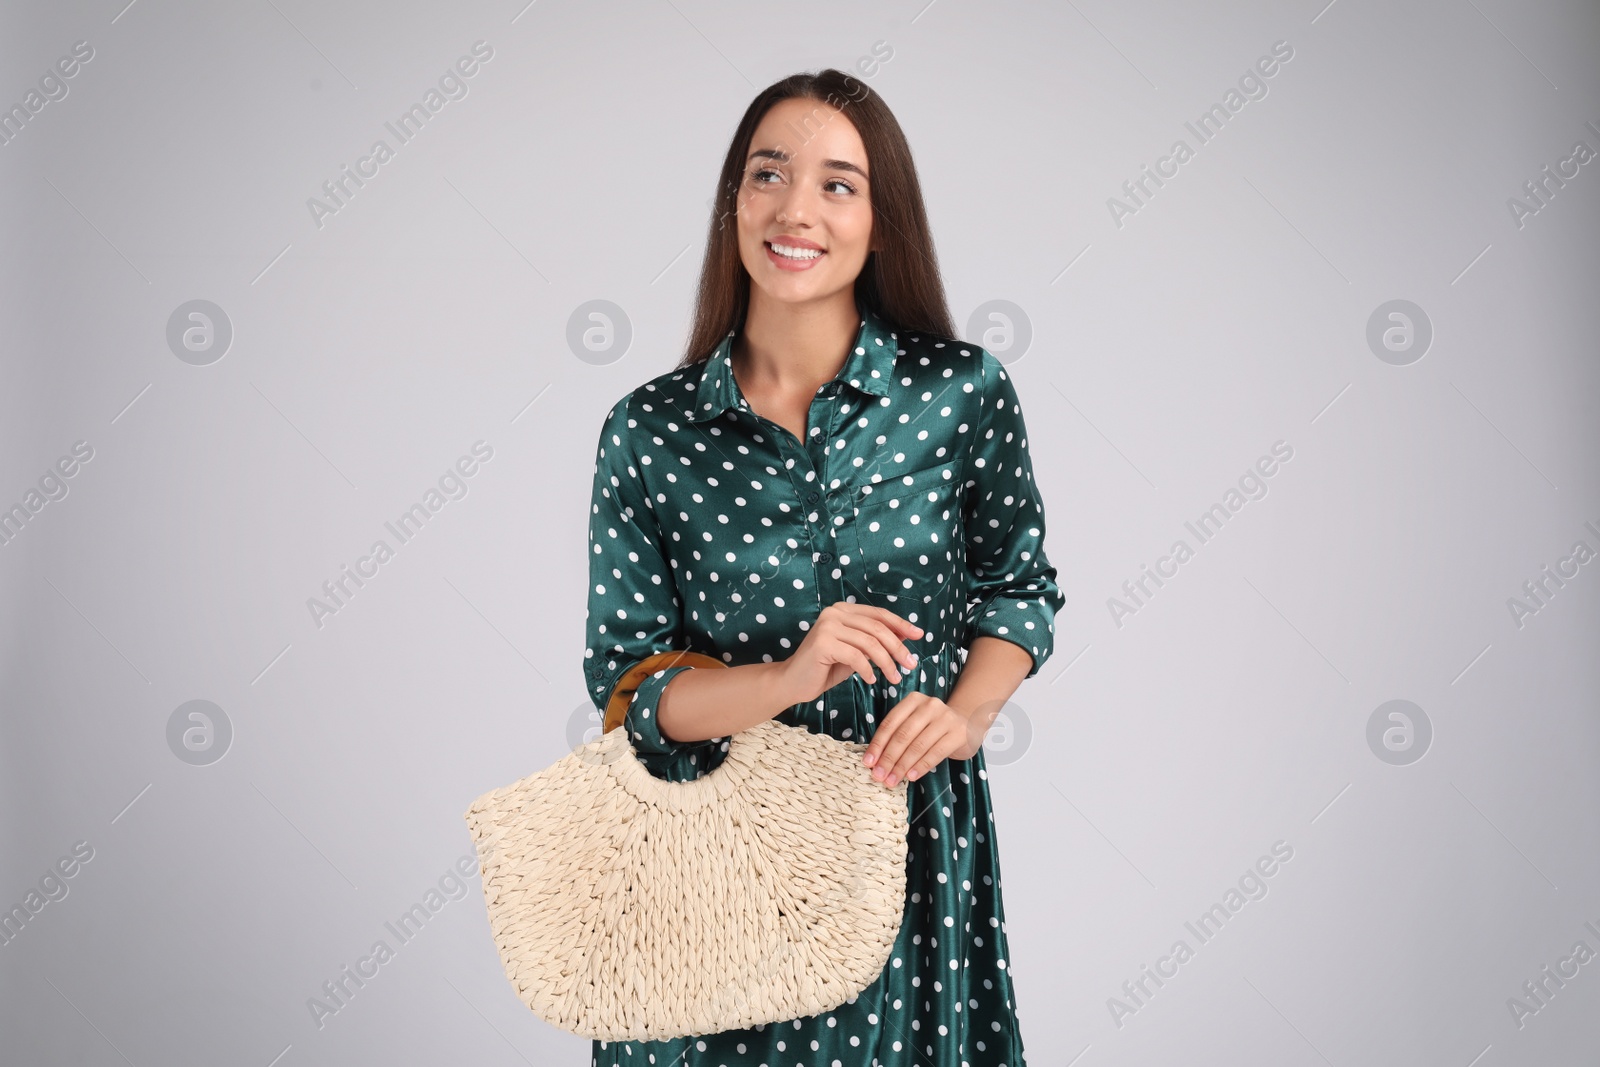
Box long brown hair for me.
[674,69,956,371]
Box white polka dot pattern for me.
[582,304,1058,1065]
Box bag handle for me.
[601,649,729,734]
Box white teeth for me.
[769,242,823,260]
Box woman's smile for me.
[764,237,827,270]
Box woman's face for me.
[734,96,875,310]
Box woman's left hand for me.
[863,693,977,787]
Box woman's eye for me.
[747,169,856,196]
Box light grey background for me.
[2,0,1597,1064]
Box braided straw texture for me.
[462,717,910,1042]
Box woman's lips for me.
[765,241,826,271]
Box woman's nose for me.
[776,189,815,226]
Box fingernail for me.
[864,752,876,767]
[885,774,898,787]
[873,767,885,780]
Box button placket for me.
[804,390,847,592]
[804,382,878,728]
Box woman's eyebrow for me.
[748,147,868,181]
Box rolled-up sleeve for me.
[583,400,729,781]
[960,350,1065,678]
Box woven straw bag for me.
[461,655,911,1043]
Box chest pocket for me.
[847,460,963,625]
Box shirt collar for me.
[685,305,898,424]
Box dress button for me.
[805,491,820,504]
[818,552,834,564]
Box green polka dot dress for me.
[583,302,1064,1067]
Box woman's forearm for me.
[654,635,1033,750]
[655,660,805,743]
[945,636,1035,760]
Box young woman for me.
[583,68,1063,1067]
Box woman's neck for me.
[731,293,860,396]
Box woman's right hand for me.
[779,603,925,705]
